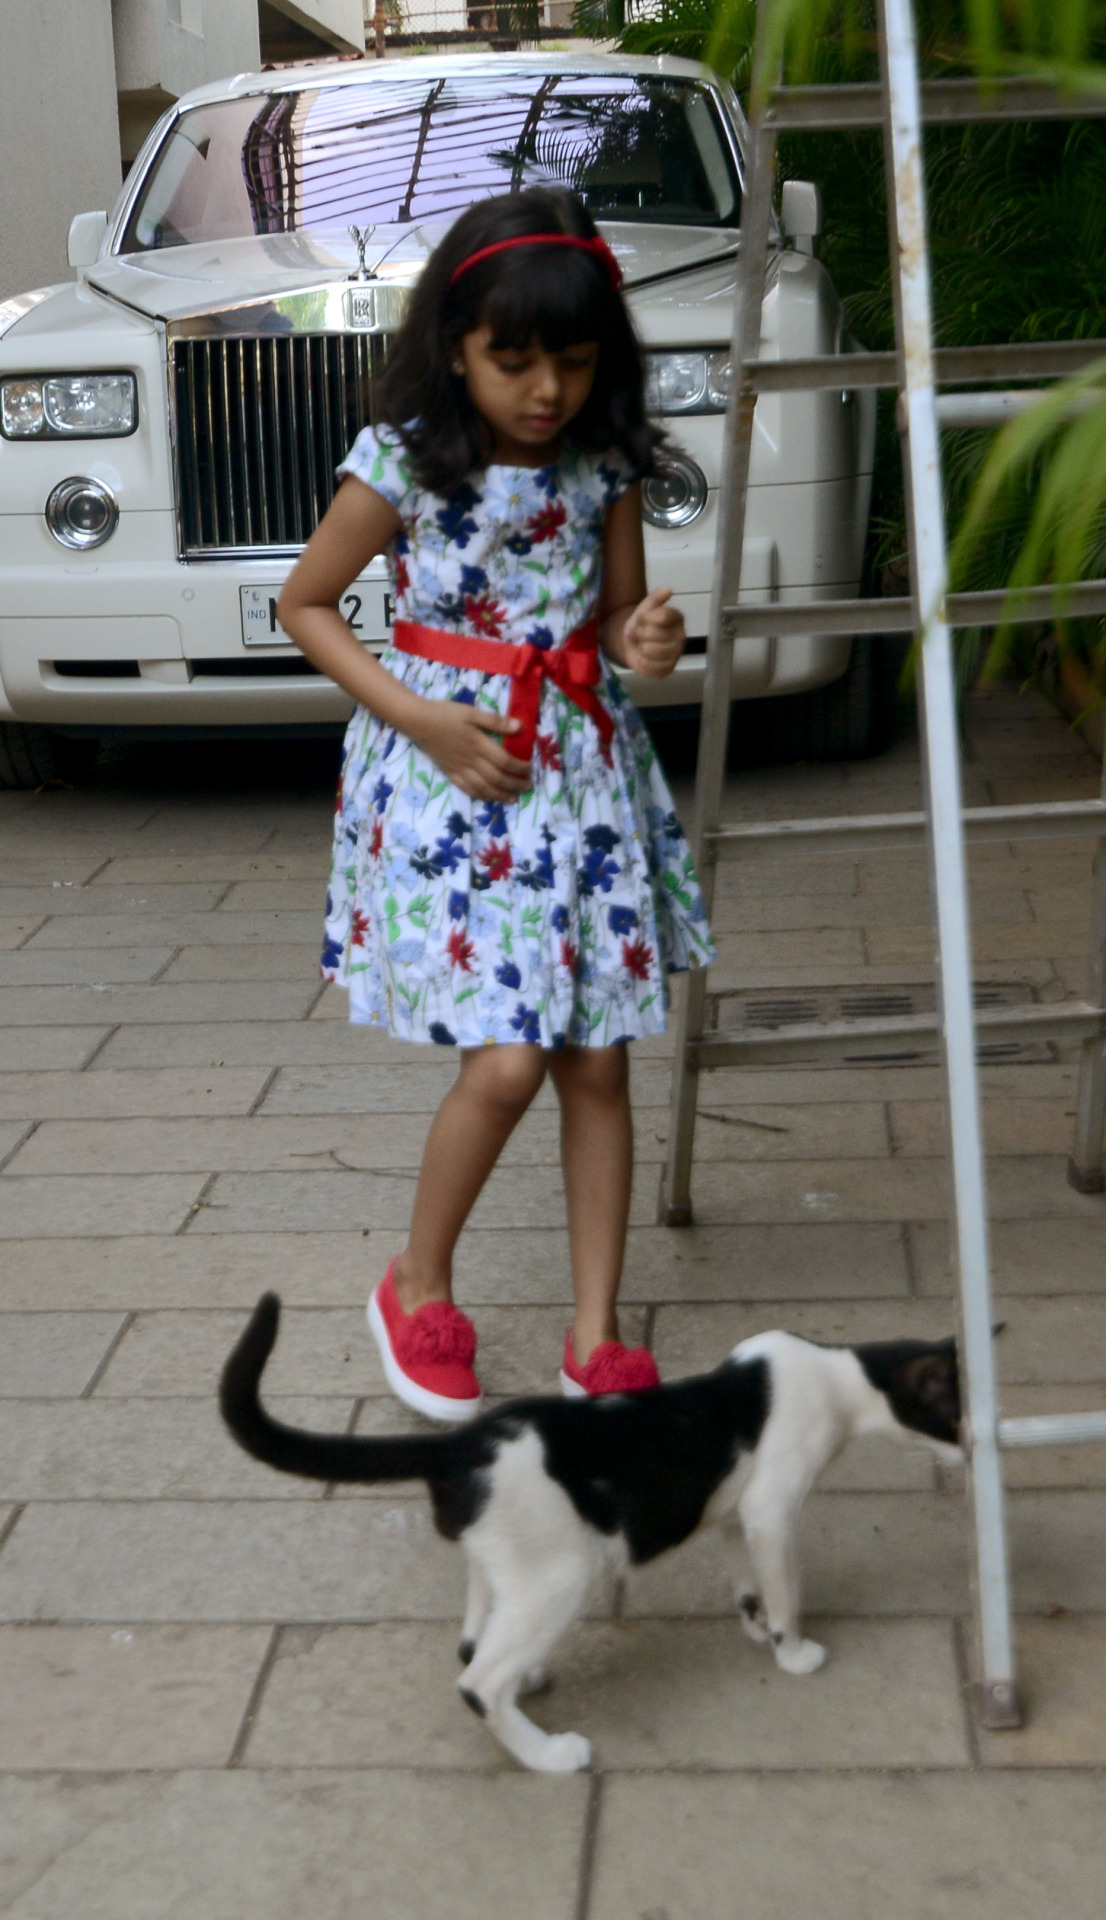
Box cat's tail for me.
[220,1293,447,1484]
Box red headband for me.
[448,232,623,292]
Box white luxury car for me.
[0,50,877,787]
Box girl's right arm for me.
[277,477,530,802]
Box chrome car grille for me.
[170,334,385,558]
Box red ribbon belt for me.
[392,618,614,765]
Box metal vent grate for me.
[170,333,386,558]
[708,980,1050,1063]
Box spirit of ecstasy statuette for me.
[348,225,376,281]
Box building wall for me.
[113,0,262,163]
[0,0,123,300]
[268,0,365,52]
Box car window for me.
[119,72,742,251]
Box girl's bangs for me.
[479,249,616,352]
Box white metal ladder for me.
[665,0,1106,1725]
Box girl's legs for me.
[393,1044,547,1312]
[545,1044,632,1363]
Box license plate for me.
[240,581,395,647]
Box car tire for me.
[0,724,100,789]
[730,637,903,766]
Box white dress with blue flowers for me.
[322,425,714,1047]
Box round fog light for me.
[642,453,708,529]
[45,476,119,550]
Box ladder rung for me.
[765,77,1106,131]
[998,1412,1106,1450]
[746,340,1106,393]
[691,1001,1106,1068]
[723,580,1106,639]
[707,801,1106,861]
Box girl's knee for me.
[551,1043,629,1101]
[460,1044,546,1114]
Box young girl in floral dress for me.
[278,187,713,1422]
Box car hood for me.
[85,222,740,326]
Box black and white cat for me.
[220,1294,962,1774]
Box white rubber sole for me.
[559,1369,588,1400]
[367,1289,483,1425]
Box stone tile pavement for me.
[0,690,1104,1918]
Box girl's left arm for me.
[597,483,686,679]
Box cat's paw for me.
[739,1595,771,1644]
[773,1635,827,1676]
[535,1731,592,1774]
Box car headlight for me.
[45,476,119,549]
[642,452,709,529]
[0,371,137,438]
[644,350,732,415]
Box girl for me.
[277,188,714,1423]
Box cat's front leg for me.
[738,1495,826,1677]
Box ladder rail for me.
[661,72,781,1226]
[664,0,1106,1727]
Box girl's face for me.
[457,327,599,463]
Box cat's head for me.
[853,1337,962,1456]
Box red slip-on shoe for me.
[368,1262,482,1423]
[560,1332,661,1399]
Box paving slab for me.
[5,1101,891,1177]
[891,1097,1083,1157]
[685,1153,1106,1223]
[0,1770,589,1920]
[189,1162,660,1234]
[0,1027,111,1070]
[0,1067,273,1121]
[623,1489,1106,1617]
[246,1615,967,1771]
[979,1614,1106,1765]
[98,853,328,884]
[93,1304,645,1401]
[0,884,227,918]
[0,1312,129,1398]
[0,1776,151,1911]
[0,948,175,987]
[93,1019,416,1067]
[911,1217,1106,1293]
[0,1397,355,1501]
[0,1499,467,1622]
[160,943,322,982]
[0,857,114,886]
[651,1296,1106,1386]
[0,1174,204,1238]
[23,911,322,950]
[0,1624,271,1769]
[0,919,45,949]
[588,1772,1106,1920]
[0,1120,30,1167]
[0,1232,376,1310]
[0,981,320,1026]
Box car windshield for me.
[120,71,742,252]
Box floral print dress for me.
[322,425,714,1048]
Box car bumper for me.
[0,499,854,727]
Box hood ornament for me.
[348,225,376,281]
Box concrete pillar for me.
[0,0,122,300]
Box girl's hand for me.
[620,587,686,679]
[411,699,532,802]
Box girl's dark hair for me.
[377,188,663,494]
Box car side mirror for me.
[780,181,822,255]
[68,211,109,267]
